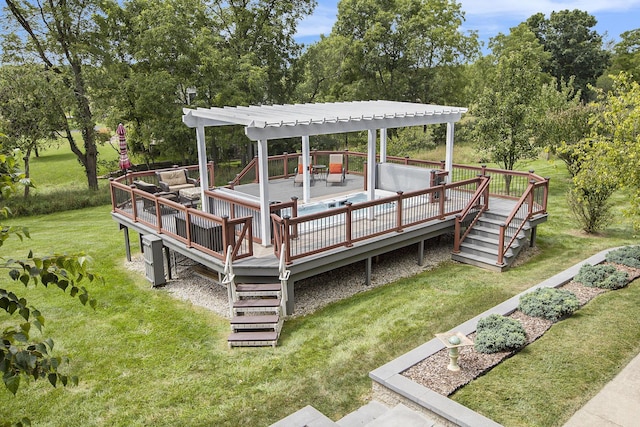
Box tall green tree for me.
[533,80,592,177]
[526,9,610,101]
[599,29,640,90]
[589,73,640,230]
[326,0,479,102]
[96,0,315,166]
[472,24,551,179]
[2,0,113,190]
[0,65,69,197]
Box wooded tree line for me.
[0,0,639,203]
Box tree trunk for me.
[23,147,32,198]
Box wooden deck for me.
[113,174,526,315]
[111,157,549,315]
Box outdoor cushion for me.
[156,169,197,192]
[329,163,342,174]
[159,170,188,186]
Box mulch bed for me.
[402,262,640,397]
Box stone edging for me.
[369,248,616,427]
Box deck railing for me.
[110,178,252,261]
[271,177,483,264]
[110,153,549,264]
[496,178,549,265]
[453,175,492,253]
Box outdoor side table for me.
[313,164,327,180]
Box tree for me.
[472,24,551,182]
[2,0,111,190]
[526,9,610,101]
[598,29,640,90]
[95,0,315,166]
[327,0,479,102]
[589,73,640,230]
[0,64,69,197]
[0,144,99,425]
[533,79,592,177]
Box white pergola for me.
[182,100,467,246]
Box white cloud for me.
[296,3,338,38]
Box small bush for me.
[518,288,580,321]
[606,246,640,269]
[574,263,629,289]
[475,314,526,354]
[600,271,630,290]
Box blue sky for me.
[295,0,640,49]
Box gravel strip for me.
[125,235,455,319]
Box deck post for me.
[365,257,372,286]
[120,224,131,262]
[418,240,424,266]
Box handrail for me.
[453,176,492,253]
[222,245,236,318]
[278,243,290,317]
[497,179,548,265]
[227,156,259,188]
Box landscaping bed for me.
[402,260,640,397]
[369,246,640,427]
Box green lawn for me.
[1,146,639,426]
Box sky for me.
[295,0,640,49]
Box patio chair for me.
[326,154,345,186]
[155,169,198,193]
[132,180,179,211]
[293,156,314,186]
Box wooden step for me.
[228,331,278,347]
[233,299,281,308]
[236,283,281,292]
[230,314,280,325]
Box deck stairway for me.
[222,245,290,348]
[271,401,435,426]
[452,210,530,272]
[228,282,284,347]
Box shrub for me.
[574,263,629,289]
[605,246,640,269]
[600,271,630,290]
[475,314,526,354]
[518,288,580,321]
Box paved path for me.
[563,351,640,426]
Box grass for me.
[0,144,639,426]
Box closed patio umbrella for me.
[117,123,132,171]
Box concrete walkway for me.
[563,351,640,427]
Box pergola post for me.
[380,128,387,163]
[301,135,311,203]
[257,139,271,246]
[445,122,455,184]
[196,124,210,212]
[367,129,377,220]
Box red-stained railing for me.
[110,177,252,261]
[110,154,549,265]
[271,177,484,264]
